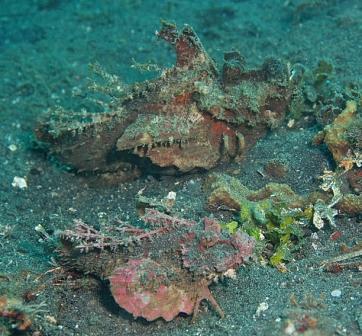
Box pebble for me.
[284,320,296,335]
[8,144,17,151]
[255,301,269,317]
[45,315,57,324]
[311,232,319,240]
[166,191,176,200]
[331,289,342,298]
[287,119,295,128]
[12,176,27,189]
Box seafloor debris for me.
[205,173,310,269]
[36,22,295,180]
[322,243,362,273]
[59,209,255,322]
[314,100,362,207]
[312,169,341,230]
[204,172,361,269]
[316,100,359,164]
[282,293,333,336]
[0,295,45,335]
[315,99,361,176]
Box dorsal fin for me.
[157,21,217,74]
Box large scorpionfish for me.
[36,22,294,181]
[60,209,255,321]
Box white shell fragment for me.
[255,301,269,317]
[12,176,27,189]
[165,191,177,208]
[8,144,17,152]
[166,191,177,200]
[331,289,342,298]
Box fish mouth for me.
[117,133,214,173]
[115,112,245,173]
[123,137,196,157]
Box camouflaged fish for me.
[59,209,255,321]
[36,22,294,181]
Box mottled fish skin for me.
[60,209,255,321]
[36,22,294,181]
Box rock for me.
[320,100,357,163]
[11,176,27,189]
[331,289,342,298]
[337,194,362,216]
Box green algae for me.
[207,174,311,267]
[238,197,309,267]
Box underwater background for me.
[0,0,361,335]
